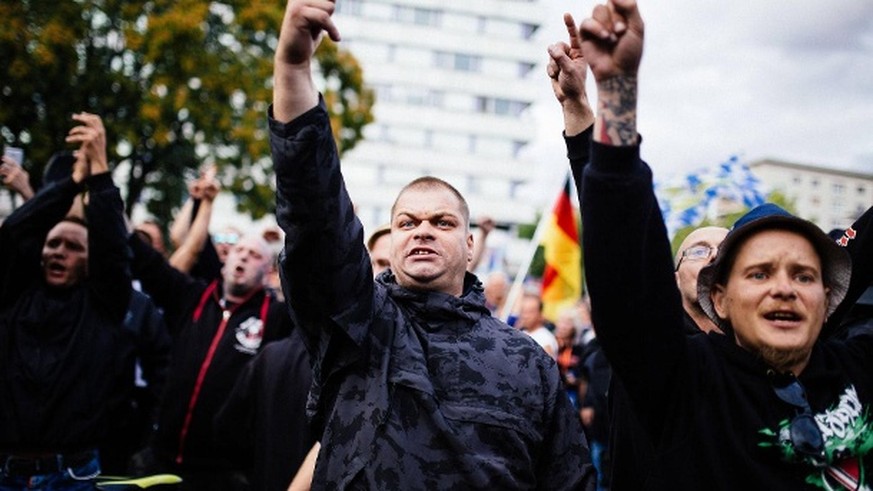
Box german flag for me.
[540,177,582,322]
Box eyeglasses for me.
[213,233,239,246]
[675,245,718,271]
[770,373,824,459]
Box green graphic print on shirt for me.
[759,385,873,490]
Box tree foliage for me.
[0,0,373,223]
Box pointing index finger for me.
[563,13,581,51]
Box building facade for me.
[750,159,873,232]
[331,0,544,245]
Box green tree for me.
[0,1,373,224]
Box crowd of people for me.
[1,0,872,489]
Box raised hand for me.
[274,0,341,122]
[199,167,220,202]
[547,13,588,105]
[276,0,340,66]
[578,0,644,145]
[65,112,109,181]
[578,0,644,83]
[547,13,594,135]
[0,156,34,200]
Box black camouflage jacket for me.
[271,98,595,490]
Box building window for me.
[512,140,525,158]
[833,183,845,195]
[477,16,487,33]
[518,62,536,78]
[474,96,530,116]
[859,185,867,195]
[509,180,523,199]
[454,53,481,72]
[521,23,538,40]
[811,178,819,188]
[393,6,442,26]
[337,0,363,16]
[434,51,482,72]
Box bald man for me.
[674,226,728,333]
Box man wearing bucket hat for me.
[578,0,873,488]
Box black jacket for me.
[0,173,131,452]
[215,329,315,491]
[129,235,291,470]
[581,140,873,490]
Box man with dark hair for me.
[577,0,873,488]
[269,1,595,489]
[0,112,131,488]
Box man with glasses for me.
[577,0,873,488]
[673,227,728,334]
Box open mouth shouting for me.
[763,309,803,328]
[408,247,438,259]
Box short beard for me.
[757,345,811,374]
[227,282,253,298]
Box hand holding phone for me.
[3,146,24,166]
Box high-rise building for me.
[332,0,545,246]
[750,159,873,232]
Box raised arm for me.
[577,0,686,437]
[67,112,132,322]
[579,0,643,146]
[548,12,596,195]
[272,0,373,352]
[273,0,340,123]
[169,171,219,273]
[468,216,494,273]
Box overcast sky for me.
[526,0,873,202]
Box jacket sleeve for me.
[129,232,205,335]
[566,126,593,201]
[270,98,373,359]
[84,172,132,324]
[0,177,81,307]
[579,141,687,438]
[535,366,597,491]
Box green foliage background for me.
[0,0,373,225]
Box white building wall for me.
[332,0,545,249]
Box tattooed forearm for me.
[594,76,637,146]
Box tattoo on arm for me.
[594,76,638,146]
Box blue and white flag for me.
[655,155,769,239]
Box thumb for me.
[548,43,572,71]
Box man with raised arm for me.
[578,1,873,489]
[270,1,595,489]
[0,113,131,487]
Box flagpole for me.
[499,169,572,323]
